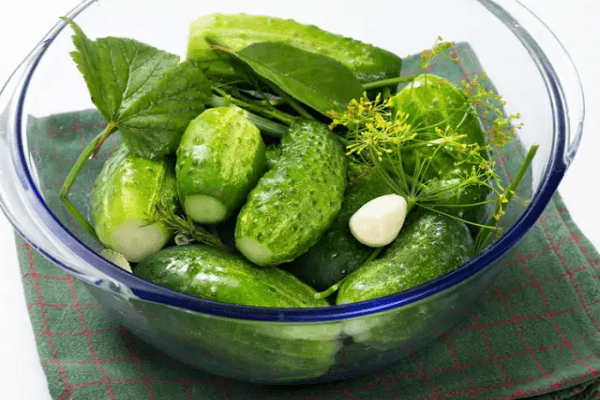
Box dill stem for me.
[474,144,539,251]
[242,113,289,138]
[362,75,417,91]
[269,84,315,120]
[209,91,295,125]
[399,134,467,152]
[209,95,289,137]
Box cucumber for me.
[265,143,281,170]
[134,244,341,381]
[336,210,473,351]
[134,244,328,307]
[390,74,490,223]
[132,297,342,383]
[336,210,472,305]
[283,170,393,291]
[187,13,402,84]
[90,145,178,262]
[235,120,347,267]
[176,107,267,224]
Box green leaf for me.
[215,42,364,117]
[62,18,211,158]
[116,60,212,158]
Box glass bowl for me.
[0,0,584,384]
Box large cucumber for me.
[91,145,178,262]
[264,143,282,170]
[336,210,472,305]
[391,74,490,223]
[187,14,402,84]
[176,107,267,224]
[283,170,393,291]
[235,120,347,267]
[134,244,328,307]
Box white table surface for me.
[1,1,599,399]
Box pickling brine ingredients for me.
[59,14,537,317]
[176,107,267,224]
[90,145,178,262]
[329,68,536,252]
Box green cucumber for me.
[336,210,473,351]
[265,143,281,170]
[134,244,328,307]
[133,244,341,381]
[283,170,393,291]
[187,13,402,84]
[336,210,472,305]
[235,120,347,267]
[176,107,267,224]
[90,145,178,262]
[390,74,490,223]
[132,298,342,383]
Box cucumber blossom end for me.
[90,146,178,263]
[183,195,227,224]
[176,107,267,224]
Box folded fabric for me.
[16,192,600,400]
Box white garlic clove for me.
[349,194,408,248]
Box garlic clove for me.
[349,194,408,247]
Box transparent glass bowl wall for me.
[0,0,583,383]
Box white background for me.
[1,1,599,399]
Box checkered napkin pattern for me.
[15,44,600,399]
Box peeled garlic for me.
[349,194,408,247]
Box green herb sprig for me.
[328,46,536,251]
[152,203,225,250]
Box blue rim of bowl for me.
[13,0,569,322]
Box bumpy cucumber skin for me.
[235,120,347,267]
[391,74,490,223]
[176,107,266,223]
[90,145,178,261]
[187,13,402,84]
[134,244,328,307]
[336,210,472,305]
[265,143,281,170]
[284,170,393,291]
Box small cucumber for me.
[336,210,472,305]
[91,145,178,262]
[187,14,402,84]
[176,107,267,224]
[390,74,490,223]
[235,120,347,267]
[283,170,393,291]
[134,244,328,307]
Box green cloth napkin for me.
[16,43,600,399]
